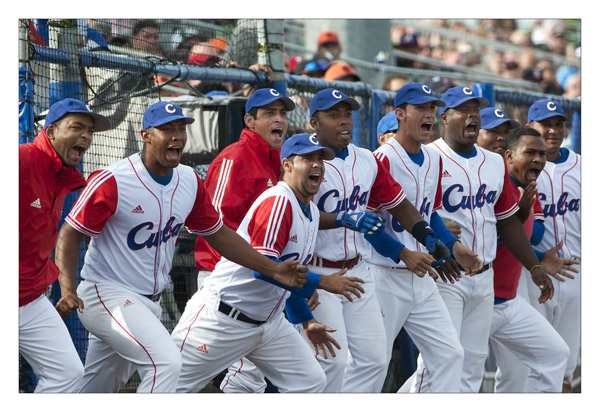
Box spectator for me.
[563,73,581,99]
[381,74,409,92]
[129,19,162,55]
[172,34,208,63]
[323,62,360,82]
[317,30,342,60]
[295,52,332,78]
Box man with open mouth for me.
[406,86,554,393]
[485,126,575,392]
[20,98,111,392]
[526,99,581,392]
[54,100,309,393]
[306,88,451,392]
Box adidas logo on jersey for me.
[132,205,144,214]
[289,234,298,243]
[197,344,208,353]
[442,170,452,178]
[267,178,274,187]
[30,198,41,209]
[123,300,134,307]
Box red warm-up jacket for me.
[19,131,86,306]
[194,129,281,271]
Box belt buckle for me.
[341,260,347,269]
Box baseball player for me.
[402,86,554,393]
[54,101,308,393]
[307,88,451,392]
[171,133,365,393]
[376,111,398,146]
[193,87,297,393]
[366,83,484,392]
[19,98,111,392]
[483,126,571,392]
[526,99,581,392]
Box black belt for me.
[218,301,265,325]
[143,294,161,302]
[458,262,491,275]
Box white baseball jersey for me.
[313,143,406,262]
[66,153,223,295]
[429,138,520,264]
[205,181,320,321]
[365,139,443,267]
[536,148,581,259]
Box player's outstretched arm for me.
[497,213,554,302]
[54,223,88,317]
[451,241,483,275]
[516,182,537,223]
[540,240,579,282]
[317,269,365,302]
[204,225,308,288]
[302,318,341,359]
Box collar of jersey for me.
[552,147,569,164]
[335,146,349,160]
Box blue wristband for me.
[430,212,458,258]
[365,229,405,263]
[253,256,320,299]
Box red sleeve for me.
[370,155,406,210]
[66,169,118,237]
[246,195,293,259]
[185,172,223,235]
[205,153,254,231]
[494,161,520,220]
[432,156,443,211]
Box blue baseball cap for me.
[377,112,398,135]
[480,107,520,130]
[143,101,195,129]
[439,86,489,115]
[45,98,112,132]
[280,133,335,162]
[527,99,569,123]
[309,88,359,117]
[394,83,445,108]
[245,88,295,113]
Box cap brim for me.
[529,112,569,123]
[441,96,489,114]
[482,118,520,130]
[320,97,360,113]
[150,115,196,128]
[397,95,446,108]
[248,96,296,112]
[72,111,113,132]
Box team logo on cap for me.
[463,87,473,95]
[85,104,92,111]
[309,133,319,146]
[332,90,343,99]
[547,101,557,111]
[270,89,280,97]
[165,104,176,113]
[494,109,505,118]
[422,85,432,94]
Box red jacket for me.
[19,130,86,306]
[194,128,281,271]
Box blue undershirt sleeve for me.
[530,219,545,246]
[533,248,545,262]
[364,229,404,263]
[429,211,459,258]
[253,256,320,299]
[284,292,314,324]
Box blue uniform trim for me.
[253,256,320,299]
[494,295,516,305]
[284,292,314,324]
[406,149,424,166]
[147,169,173,185]
[365,229,405,263]
[430,211,458,258]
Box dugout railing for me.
[19,18,581,393]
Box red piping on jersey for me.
[178,303,206,352]
[559,155,578,258]
[326,160,349,260]
[476,150,487,262]
[221,358,244,391]
[94,284,157,392]
[540,168,559,254]
[266,291,288,322]
[432,142,476,252]
[351,146,359,257]
[129,157,162,295]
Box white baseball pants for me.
[489,294,569,392]
[172,288,326,393]
[76,281,182,393]
[370,264,464,392]
[526,268,581,384]
[19,294,84,392]
[309,261,388,392]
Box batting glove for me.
[424,234,450,266]
[335,211,385,235]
